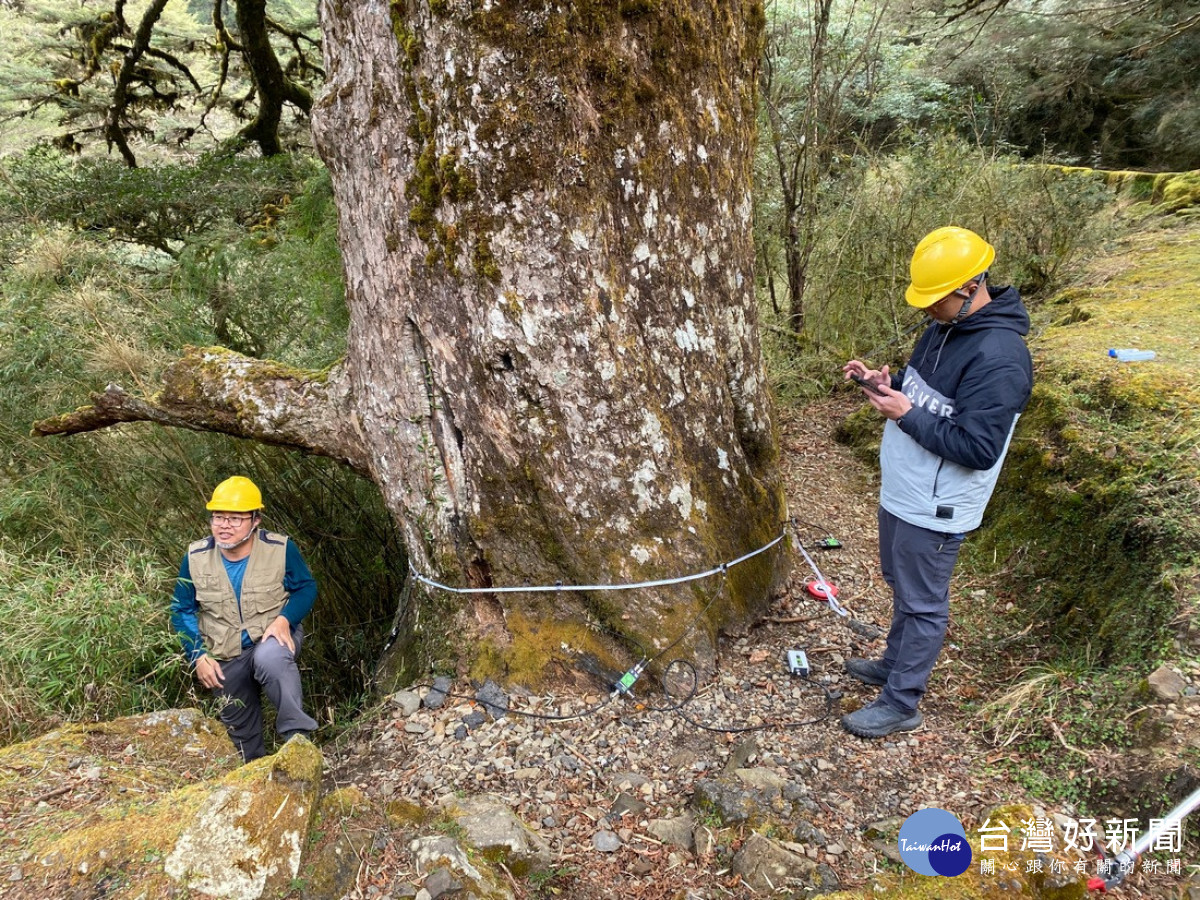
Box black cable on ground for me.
[397,532,841,732]
[652,657,836,733]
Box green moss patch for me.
[970,223,1200,662]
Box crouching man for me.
[170,476,319,761]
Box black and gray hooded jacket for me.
[879,284,1033,533]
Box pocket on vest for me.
[243,588,284,617]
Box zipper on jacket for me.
[932,459,945,498]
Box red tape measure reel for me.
[805,580,838,601]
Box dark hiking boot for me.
[841,699,923,739]
[844,657,890,686]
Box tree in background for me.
[756,0,960,336]
[0,0,322,163]
[919,0,1200,170]
[759,0,880,334]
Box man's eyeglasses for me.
[210,513,254,526]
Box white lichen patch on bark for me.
[668,482,694,520]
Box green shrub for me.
[0,148,315,255]
[0,549,192,743]
[760,137,1114,401]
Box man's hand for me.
[865,382,913,421]
[843,360,890,394]
[195,654,225,689]
[843,360,912,421]
[262,615,295,654]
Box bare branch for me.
[104,0,170,167]
[213,0,244,52]
[33,347,372,477]
[142,46,203,91]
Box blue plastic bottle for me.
[1108,349,1156,361]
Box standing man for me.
[170,475,319,761]
[841,226,1033,739]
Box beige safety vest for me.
[187,531,290,660]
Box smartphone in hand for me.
[850,373,887,396]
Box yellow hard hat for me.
[206,476,263,512]
[905,226,996,308]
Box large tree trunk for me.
[311,0,784,676]
[38,0,786,685]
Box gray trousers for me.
[877,507,964,714]
[212,625,318,762]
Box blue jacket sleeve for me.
[279,541,317,625]
[169,555,207,664]
[898,353,1032,470]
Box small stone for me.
[592,830,622,853]
[725,737,759,771]
[648,815,696,852]
[422,867,459,899]
[475,680,509,719]
[8,867,22,882]
[404,722,428,735]
[390,690,422,716]
[423,676,452,710]
[462,710,486,729]
[1148,665,1187,701]
[609,792,647,820]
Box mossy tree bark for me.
[311,0,785,676]
[38,0,787,681]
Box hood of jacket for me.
[912,285,1029,373]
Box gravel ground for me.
[322,397,1180,899]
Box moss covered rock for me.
[443,793,552,878]
[300,787,378,900]
[163,737,323,898]
[0,711,322,900]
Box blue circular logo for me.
[897,808,972,877]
